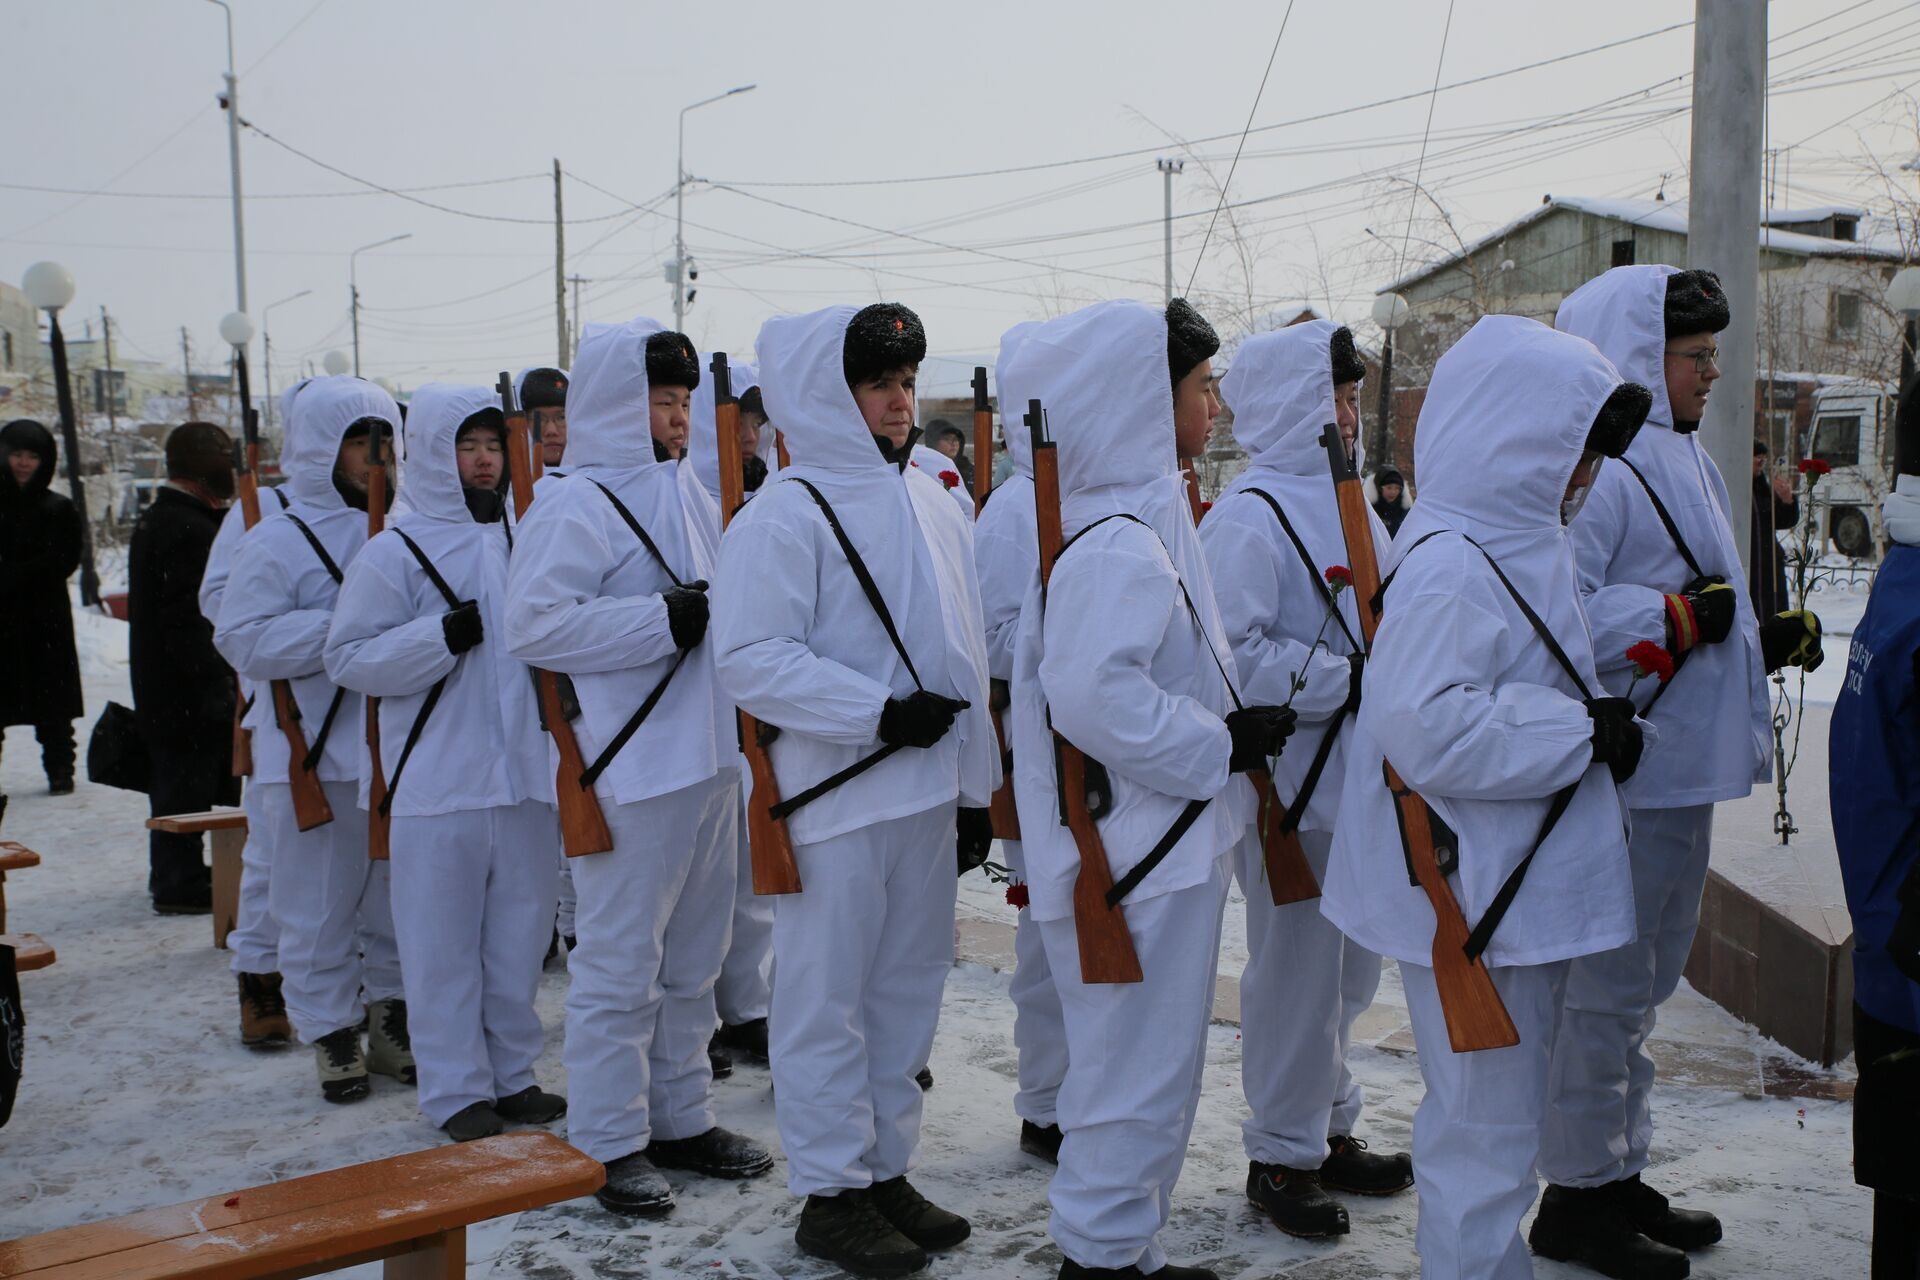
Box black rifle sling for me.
[1616,461,1715,718]
[272,488,290,510]
[578,480,691,788]
[1241,486,1360,827]
[766,478,929,821]
[1050,514,1218,909]
[376,529,461,815]
[282,511,348,768]
[1377,529,1596,960]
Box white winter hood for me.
[756,307,895,478]
[993,320,1040,478]
[1391,314,1623,567]
[281,375,402,512]
[1555,264,1678,431]
[1220,320,1352,479]
[687,354,759,503]
[397,383,499,525]
[563,315,674,473]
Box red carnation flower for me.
[1006,883,1030,910]
[1797,458,1831,477]
[1325,565,1354,590]
[939,470,961,489]
[1626,640,1676,684]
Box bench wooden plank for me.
[145,810,248,835]
[0,1132,602,1280]
[1,933,55,973]
[0,842,41,872]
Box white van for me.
[1803,379,1894,560]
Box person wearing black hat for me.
[1538,264,1815,1277]
[517,367,570,472]
[1371,468,1408,538]
[0,419,83,797]
[129,422,240,912]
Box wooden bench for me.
[144,811,247,949]
[0,1130,604,1280]
[0,932,55,972]
[0,841,41,934]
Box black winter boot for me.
[646,1126,773,1179]
[795,1188,928,1276]
[716,1017,769,1063]
[1020,1119,1064,1162]
[443,1101,505,1143]
[595,1151,673,1217]
[1057,1260,1219,1279]
[494,1084,566,1124]
[1319,1133,1414,1195]
[1247,1161,1349,1238]
[1615,1175,1721,1251]
[708,1037,734,1079]
[1529,1182,1691,1279]
[868,1175,970,1250]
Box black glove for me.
[1759,609,1824,674]
[1226,705,1298,773]
[664,580,710,650]
[956,806,993,876]
[1344,652,1365,715]
[1585,696,1644,785]
[1663,575,1736,652]
[742,455,769,493]
[442,600,484,654]
[878,690,971,749]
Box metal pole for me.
[45,311,100,606]
[1898,315,1918,479]
[570,274,586,361]
[1374,330,1395,470]
[554,158,568,366]
[99,305,118,432]
[1156,158,1183,305]
[351,272,361,376]
[181,326,196,419]
[674,111,687,333]
[208,0,247,315]
[263,324,274,435]
[1688,0,1765,571]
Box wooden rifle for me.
[499,372,615,857]
[1029,399,1142,984]
[234,352,331,830]
[974,367,1021,842]
[711,353,802,895]
[365,418,392,861]
[1179,457,1318,906]
[1322,425,1517,1052]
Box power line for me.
[1184,0,1295,297]
[0,174,547,201]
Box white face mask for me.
[1561,454,1604,525]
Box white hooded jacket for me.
[214,376,402,785]
[1203,321,1389,834]
[323,384,553,816]
[1002,299,1257,923]
[1320,316,1637,968]
[1557,264,1771,810]
[502,316,730,807]
[710,306,998,846]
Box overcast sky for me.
[6,0,1918,397]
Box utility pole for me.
[1156,158,1184,305]
[568,274,589,362]
[181,326,197,419]
[553,158,568,367]
[675,85,757,333]
[1688,0,1765,571]
[99,305,118,432]
[208,0,247,316]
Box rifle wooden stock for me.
[712,353,802,895]
[500,372,614,858]
[1180,453,1319,905]
[1323,425,1516,1053]
[775,431,791,470]
[971,366,992,514]
[230,676,252,778]
[1031,399,1141,985]
[365,437,391,862]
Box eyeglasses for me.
[1664,347,1719,374]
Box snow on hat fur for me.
[1330,325,1366,385]
[842,302,926,387]
[645,330,701,390]
[520,366,568,410]
[1165,297,1219,389]
[1664,269,1729,339]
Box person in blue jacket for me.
[1831,462,1920,1279]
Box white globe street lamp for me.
[1369,291,1413,473]
[219,310,256,347]
[322,349,351,376]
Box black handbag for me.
[86,701,151,793]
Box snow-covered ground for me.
[0,608,1871,1276]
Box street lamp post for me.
[674,84,756,333]
[323,350,351,377]
[260,288,312,435]
[1887,266,1920,478]
[206,0,248,316]
[22,262,101,607]
[1370,291,1412,473]
[220,311,256,441]
[350,233,412,376]
[1156,158,1184,305]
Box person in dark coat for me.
[129,423,239,912]
[1371,467,1409,538]
[0,419,83,795]
[1750,440,1799,619]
